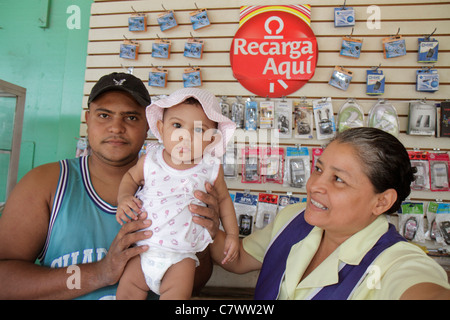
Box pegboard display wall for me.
[81,0,450,204]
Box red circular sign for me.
[230,9,318,97]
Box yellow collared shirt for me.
[243,203,450,300]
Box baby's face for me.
[157,102,218,164]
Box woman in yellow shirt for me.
[210,127,450,300]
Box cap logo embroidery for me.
[113,79,126,86]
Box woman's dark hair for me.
[331,127,415,214]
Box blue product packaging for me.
[334,7,355,27]
[416,68,439,92]
[383,35,406,59]
[245,100,258,131]
[418,37,439,63]
[366,69,385,95]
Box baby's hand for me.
[116,195,143,225]
[222,234,239,265]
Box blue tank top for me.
[38,156,120,300]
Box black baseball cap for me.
[88,72,151,107]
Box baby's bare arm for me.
[116,156,146,224]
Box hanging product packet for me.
[278,195,303,213]
[184,38,204,59]
[416,68,439,92]
[284,146,310,189]
[408,150,430,191]
[383,34,406,59]
[368,99,399,137]
[337,98,364,132]
[334,6,355,27]
[313,98,336,140]
[407,100,436,136]
[120,40,139,60]
[190,8,211,30]
[128,13,147,32]
[429,152,450,192]
[434,203,450,245]
[182,67,202,88]
[222,146,237,178]
[259,100,275,129]
[418,36,439,63]
[148,67,168,88]
[255,193,279,229]
[311,147,323,173]
[234,192,258,236]
[241,146,261,183]
[219,96,230,118]
[294,99,314,139]
[340,36,363,59]
[152,39,171,59]
[329,66,353,91]
[231,96,245,129]
[276,99,293,139]
[366,67,385,95]
[398,201,426,243]
[260,147,284,184]
[157,10,178,31]
[245,99,258,131]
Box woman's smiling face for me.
[305,141,385,239]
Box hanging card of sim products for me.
[190,8,211,30]
[157,9,178,31]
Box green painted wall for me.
[0,0,93,200]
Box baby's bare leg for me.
[159,258,196,300]
[116,255,149,300]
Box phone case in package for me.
[429,152,450,191]
[368,100,399,137]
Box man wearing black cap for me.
[0,73,219,299]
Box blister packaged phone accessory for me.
[231,96,245,129]
[340,33,363,59]
[285,146,310,188]
[148,67,168,88]
[433,202,450,245]
[190,8,210,30]
[383,32,406,59]
[255,193,279,229]
[157,9,178,31]
[234,192,258,236]
[152,39,171,59]
[329,66,353,91]
[311,147,323,172]
[223,146,237,178]
[429,152,450,191]
[182,66,202,88]
[366,66,385,96]
[418,29,439,63]
[407,100,436,136]
[219,96,230,118]
[313,98,336,140]
[259,100,275,129]
[128,12,147,32]
[425,201,439,241]
[260,147,284,184]
[408,150,430,191]
[241,147,261,183]
[278,194,303,213]
[368,99,399,137]
[416,67,439,92]
[337,98,364,132]
[399,202,426,242]
[334,5,355,27]
[294,99,314,139]
[120,39,139,60]
[245,98,258,131]
[184,38,204,59]
[276,99,292,139]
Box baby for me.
[116,88,239,299]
